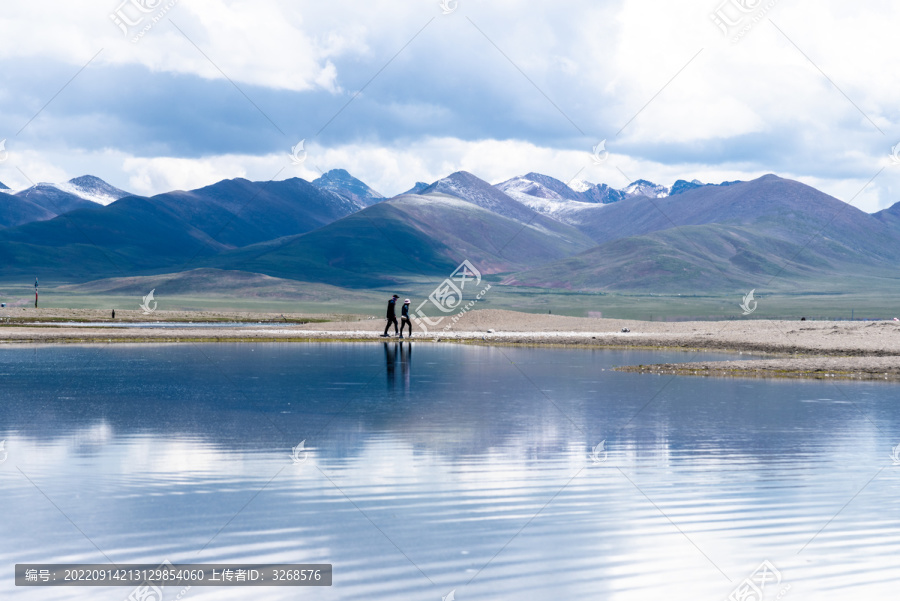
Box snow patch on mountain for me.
[64,175,131,205]
[317,188,366,213]
[312,169,383,207]
[497,177,567,201]
[502,188,607,226]
[16,176,131,206]
[567,179,592,193]
[581,183,627,204]
[428,173,502,209]
[501,173,637,206]
[623,179,669,199]
[515,173,583,201]
[669,179,707,196]
[415,173,591,242]
[397,190,576,233]
[394,192,494,211]
[423,171,535,223]
[495,173,737,219]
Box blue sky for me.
[0,0,898,211]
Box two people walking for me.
[382,294,413,338]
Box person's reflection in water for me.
[384,342,397,392]
[399,341,411,393]
[384,341,412,394]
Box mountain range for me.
[0,168,897,297]
[0,175,130,228]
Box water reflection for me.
[1,343,899,600]
[384,341,412,393]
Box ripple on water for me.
[1,343,899,599]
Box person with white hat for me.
[399,298,413,338]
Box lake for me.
[1,343,898,600]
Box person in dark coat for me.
[382,295,399,337]
[399,298,412,338]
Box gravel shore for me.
[2,308,899,380]
[618,357,900,381]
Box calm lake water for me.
[1,343,898,600]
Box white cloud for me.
[125,155,249,194]
[0,0,366,92]
[0,0,898,211]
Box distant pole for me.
[851,309,854,321]
[34,277,38,308]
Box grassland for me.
[3,276,900,322]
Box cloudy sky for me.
[0,0,898,211]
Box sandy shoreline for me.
[618,357,900,381]
[1,308,899,380]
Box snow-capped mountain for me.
[15,183,98,215]
[62,175,131,205]
[312,168,384,207]
[508,172,583,201]
[499,173,674,208]
[498,173,730,208]
[578,182,627,204]
[566,179,628,203]
[490,173,744,225]
[413,171,602,246]
[501,173,627,205]
[567,179,592,193]
[15,175,131,208]
[669,179,707,196]
[622,179,669,199]
[496,173,609,224]
[0,181,9,190]
[497,175,566,201]
[422,171,538,223]
[0,175,130,228]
